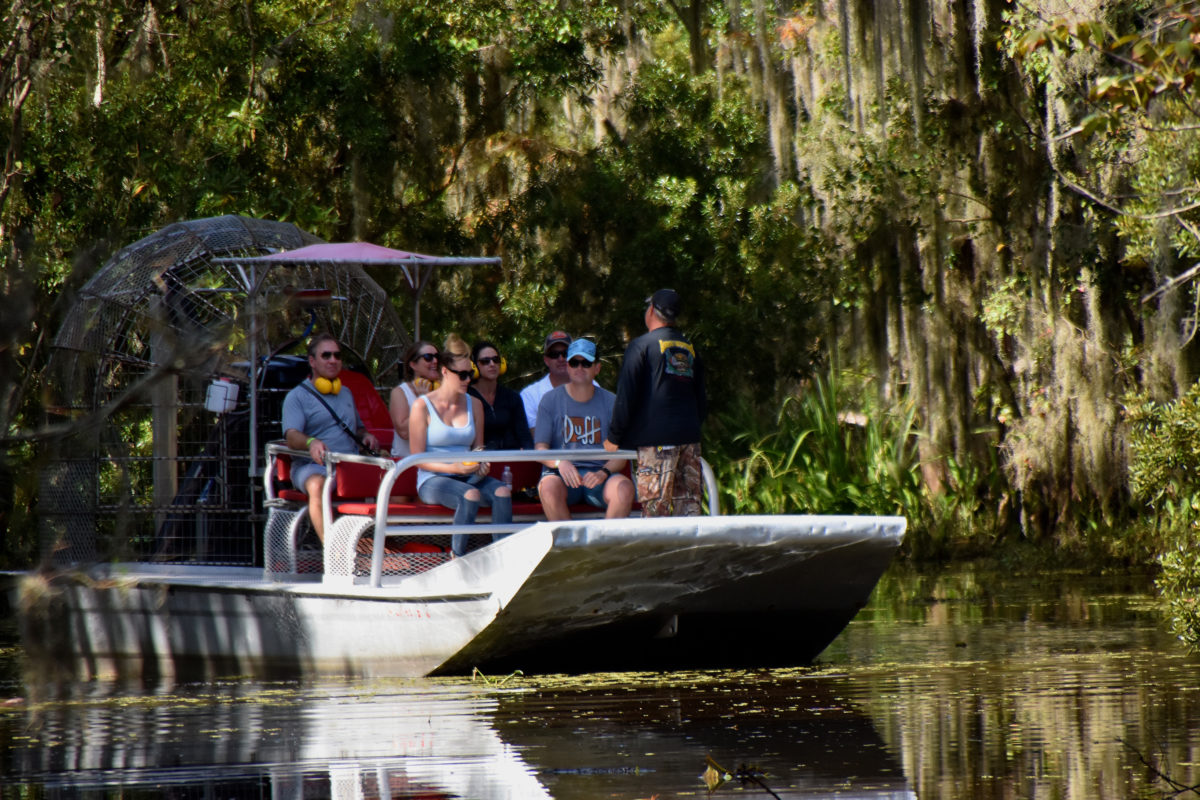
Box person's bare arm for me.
[285,428,327,464]
[389,385,411,442]
[470,397,488,476]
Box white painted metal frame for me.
[265,443,721,588]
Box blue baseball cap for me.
[566,338,597,363]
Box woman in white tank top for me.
[409,351,513,556]
[389,340,441,458]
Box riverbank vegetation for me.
[3,2,1200,635]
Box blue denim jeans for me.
[417,475,513,556]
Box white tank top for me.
[415,395,475,488]
[390,382,419,458]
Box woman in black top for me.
[469,340,534,451]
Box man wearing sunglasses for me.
[534,338,634,520]
[519,330,574,435]
[282,332,380,543]
[604,288,707,517]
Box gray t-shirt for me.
[281,379,363,467]
[521,375,602,429]
[534,385,615,471]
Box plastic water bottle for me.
[502,465,513,492]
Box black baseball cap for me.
[543,330,572,353]
[646,288,681,322]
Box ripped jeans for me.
[417,474,512,556]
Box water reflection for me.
[820,568,1200,800]
[501,674,910,799]
[2,568,1198,800]
[0,671,909,799]
[4,681,549,798]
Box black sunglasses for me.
[546,349,568,359]
[568,358,593,369]
[318,350,343,360]
[477,355,502,366]
[413,352,438,362]
[445,368,473,382]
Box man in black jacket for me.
[604,289,707,516]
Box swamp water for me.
[0,566,1196,799]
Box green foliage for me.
[1010,2,1200,117]
[5,0,622,255]
[1005,2,1200,269]
[475,41,833,388]
[710,370,920,516]
[1127,382,1200,648]
[708,368,1011,560]
[1158,535,1200,649]
[1126,385,1200,516]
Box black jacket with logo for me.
[609,326,707,448]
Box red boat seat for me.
[286,450,641,526]
[486,459,541,488]
[272,451,309,503]
[339,369,394,452]
[330,459,454,518]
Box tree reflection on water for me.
[0,567,1196,800]
[819,567,1200,800]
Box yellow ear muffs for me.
[412,377,440,393]
[474,357,506,376]
[314,376,341,395]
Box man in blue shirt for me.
[535,338,634,520]
[281,333,379,542]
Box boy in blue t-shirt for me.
[533,339,635,520]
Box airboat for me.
[16,215,905,680]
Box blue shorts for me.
[542,468,607,508]
[291,461,326,491]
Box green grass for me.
[708,368,1003,560]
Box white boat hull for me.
[445,513,905,672]
[15,514,904,679]
[17,527,554,680]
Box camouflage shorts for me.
[636,443,702,517]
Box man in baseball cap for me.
[519,330,574,433]
[534,338,634,520]
[646,288,681,323]
[605,289,707,516]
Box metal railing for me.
[265,443,720,587]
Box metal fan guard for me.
[39,215,411,566]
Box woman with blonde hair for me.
[409,350,513,556]
[443,332,470,359]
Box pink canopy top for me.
[216,240,498,336]
[231,241,500,267]
[247,242,435,262]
